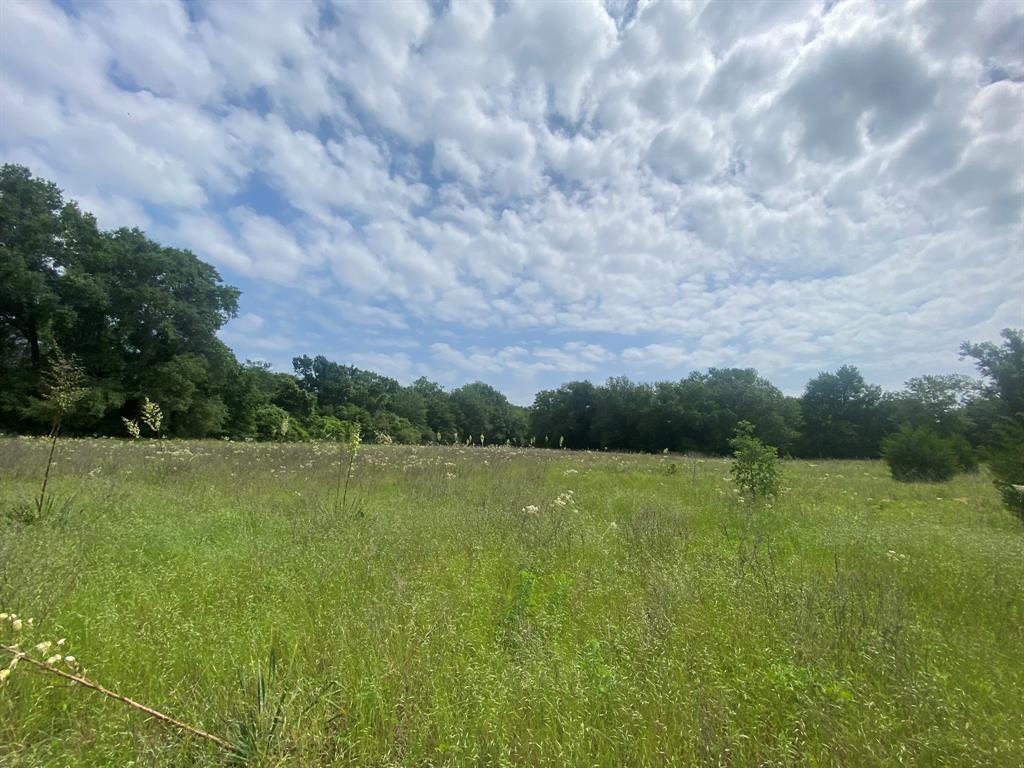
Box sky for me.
[2,0,1022,404]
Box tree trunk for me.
[28,318,41,370]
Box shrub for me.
[882,426,958,482]
[988,417,1024,522]
[729,421,781,499]
[253,404,290,441]
[309,415,344,440]
[950,434,979,474]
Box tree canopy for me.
[1,165,239,436]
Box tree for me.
[589,377,654,451]
[889,374,981,436]
[961,329,1024,520]
[798,366,886,458]
[1,166,239,436]
[0,165,87,372]
[1,166,102,429]
[293,356,400,415]
[411,377,456,437]
[389,387,428,432]
[529,381,597,449]
[960,329,1024,419]
[450,381,525,444]
[687,368,798,454]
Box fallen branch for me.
[1,644,240,755]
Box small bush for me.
[729,421,781,499]
[253,404,291,441]
[988,417,1024,522]
[950,435,979,473]
[882,426,958,482]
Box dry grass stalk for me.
[0,643,240,756]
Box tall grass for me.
[0,438,1021,766]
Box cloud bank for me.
[3,0,1021,402]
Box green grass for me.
[1,438,1022,766]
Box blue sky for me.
[3,0,1022,404]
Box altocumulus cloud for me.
[2,0,1021,402]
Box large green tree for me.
[450,381,526,444]
[961,329,1024,518]
[411,376,456,437]
[798,365,886,458]
[293,355,400,415]
[685,368,798,454]
[1,165,239,435]
[530,380,597,449]
[888,374,980,437]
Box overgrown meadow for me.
[1,438,1022,766]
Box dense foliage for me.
[961,329,1024,520]
[1,166,1020,485]
[882,426,960,483]
[728,420,782,499]
[1,165,239,438]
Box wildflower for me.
[522,504,540,515]
[46,654,62,665]
[64,656,76,665]
[140,397,163,434]
[0,669,9,685]
[11,619,22,632]
[34,641,52,655]
[552,491,575,509]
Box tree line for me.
[2,165,1021,471]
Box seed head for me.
[140,397,163,434]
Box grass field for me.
[1,437,1022,766]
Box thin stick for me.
[1,644,239,755]
[333,442,345,515]
[341,448,356,511]
[36,426,60,515]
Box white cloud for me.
[1,0,1021,395]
